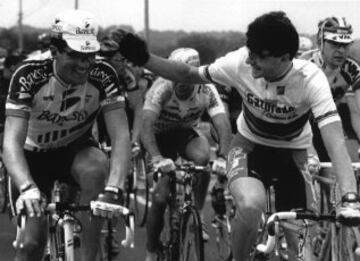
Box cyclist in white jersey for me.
[3,10,131,261]
[141,47,231,261]
[112,11,360,261]
[300,17,360,163]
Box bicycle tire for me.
[133,154,150,227]
[331,224,360,261]
[212,215,232,261]
[179,205,204,261]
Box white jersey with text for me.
[199,47,340,149]
[144,78,225,133]
[300,49,360,104]
[6,58,126,151]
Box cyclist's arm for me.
[211,113,231,157]
[103,108,131,190]
[320,121,357,194]
[141,109,161,158]
[345,95,360,141]
[127,88,145,144]
[145,54,207,84]
[2,116,34,190]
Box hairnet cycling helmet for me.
[168,48,200,67]
[317,16,353,48]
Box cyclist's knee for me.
[74,163,106,196]
[230,179,266,224]
[185,137,210,166]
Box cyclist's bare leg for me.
[14,216,47,261]
[72,146,108,261]
[184,135,210,210]
[145,175,171,256]
[229,177,266,261]
[227,135,266,261]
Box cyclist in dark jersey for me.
[3,10,131,261]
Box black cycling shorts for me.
[156,127,200,160]
[228,133,317,212]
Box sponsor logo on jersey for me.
[37,109,88,126]
[246,93,295,114]
[18,68,49,92]
[43,95,55,101]
[276,86,285,95]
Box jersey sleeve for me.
[143,78,172,115]
[91,60,126,113]
[5,61,49,119]
[307,68,341,128]
[202,84,226,117]
[342,58,360,91]
[198,47,246,88]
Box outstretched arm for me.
[145,54,207,84]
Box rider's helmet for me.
[168,48,200,67]
[317,16,353,49]
[37,33,51,51]
[297,36,313,56]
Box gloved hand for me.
[212,157,227,176]
[337,192,360,226]
[109,28,150,66]
[307,154,320,175]
[16,184,44,217]
[92,186,125,219]
[152,156,176,174]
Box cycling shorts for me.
[9,135,100,216]
[228,132,317,212]
[156,127,201,160]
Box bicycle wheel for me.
[212,215,232,261]
[179,206,204,261]
[133,153,150,227]
[332,224,360,261]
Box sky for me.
[1,0,360,38]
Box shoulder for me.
[10,59,53,90]
[89,59,119,88]
[146,77,173,104]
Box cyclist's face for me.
[245,49,286,80]
[56,47,96,85]
[110,52,127,75]
[322,40,351,68]
[174,82,195,100]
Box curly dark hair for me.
[246,11,299,59]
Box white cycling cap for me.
[51,9,100,53]
[168,48,200,66]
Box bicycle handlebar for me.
[13,201,135,249]
[319,162,360,169]
[256,211,341,254]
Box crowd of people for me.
[1,7,360,261]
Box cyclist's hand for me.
[212,157,227,176]
[152,156,176,173]
[92,186,125,219]
[109,28,150,66]
[16,184,43,217]
[132,142,141,157]
[337,192,360,226]
[307,154,320,175]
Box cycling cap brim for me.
[62,34,100,53]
